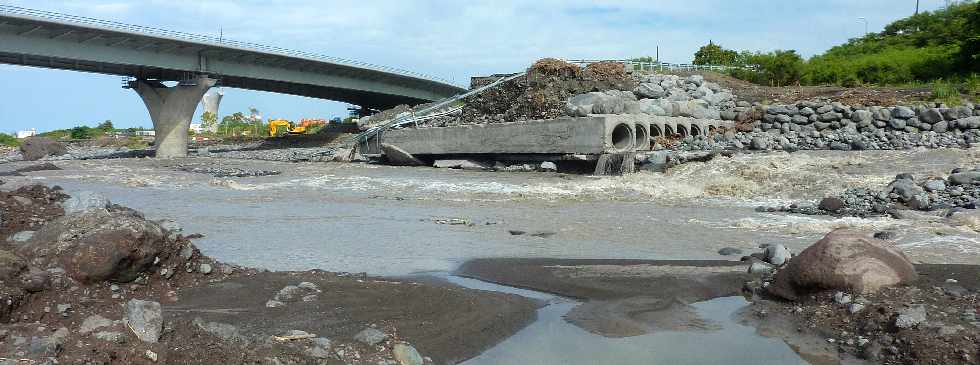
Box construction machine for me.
[268,119,307,137]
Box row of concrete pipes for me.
[606,116,733,152]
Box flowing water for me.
[6,148,980,363]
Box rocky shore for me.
[766,166,980,219]
[0,185,538,364]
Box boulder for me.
[851,110,873,123]
[764,244,791,266]
[818,197,844,212]
[565,92,625,116]
[124,299,163,343]
[432,159,491,171]
[638,99,668,116]
[769,229,917,300]
[353,327,387,346]
[62,191,110,215]
[957,116,980,129]
[892,106,915,119]
[634,83,666,99]
[19,137,67,161]
[393,343,424,365]
[919,108,944,124]
[949,171,980,185]
[17,209,168,283]
[381,144,424,166]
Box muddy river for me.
[4,147,980,364]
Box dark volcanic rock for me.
[19,137,67,161]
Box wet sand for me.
[456,258,751,337]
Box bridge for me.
[0,5,466,157]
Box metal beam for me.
[50,29,74,39]
[108,37,130,47]
[18,25,42,36]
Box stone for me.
[381,144,425,166]
[265,300,285,308]
[889,118,907,130]
[894,304,927,329]
[145,350,158,362]
[924,179,947,192]
[353,327,387,346]
[634,83,666,99]
[892,106,915,119]
[198,263,212,275]
[852,110,873,123]
[933,120,949,133]
[750,137,768,150]
[748,261,774,274]
[28,327,68,356]
[61,191,109,215]
[433,159,491,171]
[393,343,424,365]
[57,303,72,317]
[0,250,27,281]
[764,244,791,266]
[920,108,944,124]
[80,314,113,334]
[957,116,980,129]
[19,137,67,161]
[949,171,980,185]
[848,303,865,314]
[124,299,163,343]
[17,209,167,284]
[6,231,34,243]
[833,291,851,305]
[539,161,558,172]
[638,99,668,116]
[308,337,332,358]
[565,92,625,116]
[717,247,743,256]
[769,229,917,300]
[818,197,844,212]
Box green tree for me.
[201,111,218,132]
[96,120,114,131]
[959,2,980,72]
[693,41,740,66]
[69,126,93,140]
[0,133,20,147]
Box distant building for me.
[15,129,37,139]
[133,130,155,137]
[189,123,204,134]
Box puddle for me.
[442,275,806,365]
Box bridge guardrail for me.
[0,4,461,88]
[565,59,758,73]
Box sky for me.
[0,0,949,133]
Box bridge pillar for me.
[129,76,216,158]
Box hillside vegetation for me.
[692,1,979,98]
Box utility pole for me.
[915,0,920,15]
[858,17,868,36]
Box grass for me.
[0,133,20,147]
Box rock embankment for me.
[767,167,980,217]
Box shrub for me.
[0,133,19,147]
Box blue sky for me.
[0,0,948,133]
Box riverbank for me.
[0,185,538,364]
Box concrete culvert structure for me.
[650,124,663,138]
[676,125,689,138]
[664,125,675,136]
[690,125,702,137]
[610,123,635,151]
[633,123,650,150]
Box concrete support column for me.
[130,76,216,158]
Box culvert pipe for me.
[608,122,635,152]
[633,122,650,150]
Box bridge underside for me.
[0,51,431,110]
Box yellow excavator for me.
[268,119,307,137]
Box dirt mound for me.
[459,59,639,125]
[0,184,68,241]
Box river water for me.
[5,148,980,363]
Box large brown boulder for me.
[769,229,917,300]
[16,209,169,284]
[19,137,67,161]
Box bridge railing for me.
[0,4,460,87]
[565,59,758,73]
